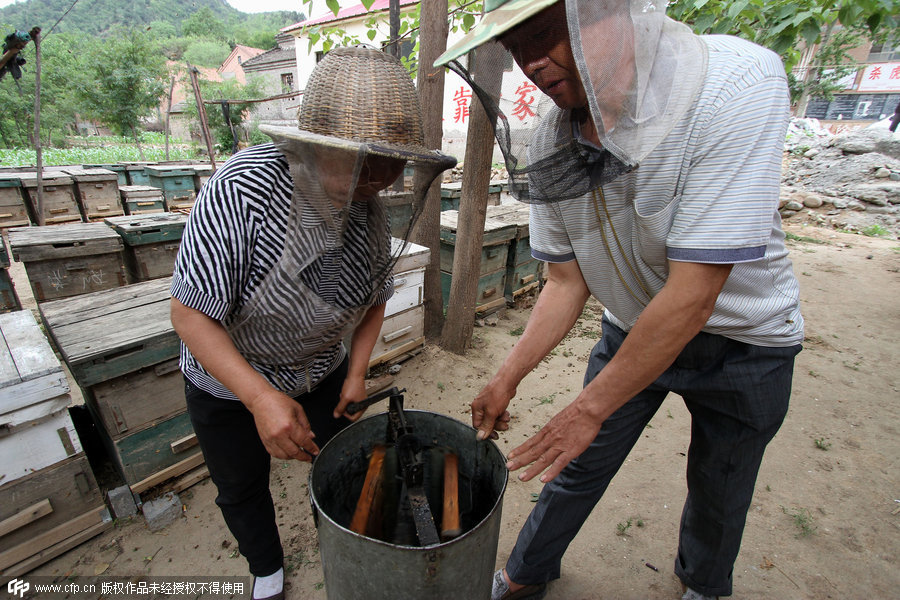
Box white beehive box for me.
[0,310,79,485]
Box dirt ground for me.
[15,221,900,599]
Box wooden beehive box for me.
[8,222,127,302]
[39,278,201,491]
[105,213,187,282]
[120,162,153,186]
[0,309,110,575]
[82,163,128,186]
[190,164,214,194]
[145,165,196,212]
[63,167,124,221]
[17,172,81,224]
[439,210,515,316]
[439,181,503,212]
[119,185,166,215]
[369,240,431,368]
[0,310,77,483]
[0,174,33,228]
[486,203,544,301]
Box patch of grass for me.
[861,223,890,238]
[782,506,816,537]
[509,326,525,336]
[616,518,633,536]
[814,437,832,451]
[785,232,829,245]
[536,393,556,406]
[437,382,445,392]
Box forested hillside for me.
[0,0,302,42]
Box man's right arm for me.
[472,259,590,440]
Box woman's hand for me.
[247,388,319,461]
[335,373,368,422]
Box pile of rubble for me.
[781,117,900,238]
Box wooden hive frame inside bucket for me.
[309,402,508,600]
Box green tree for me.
[77,27,168,157]
[183,38,232,68]
[0,29,91,148]
[183,75,265,155]
[667,0,900,112]
[182,7,227,41]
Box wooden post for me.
[30,27,43,226]
[412,0,450,339]
[189,65,217,172]
[164,75,175,161]
[441,42,505,354]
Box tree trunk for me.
[165,75,175,161]
[133,127,146,161]
[412,0,450,340]
[31,27,44,226]
[440,42,505,354]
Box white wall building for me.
[281,0,545,164]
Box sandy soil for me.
[16,222,900,599]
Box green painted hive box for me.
[439,181,503,212]
[105,213,187,282]
[439,210,515,315]
[144,165,196,212]
[486,203,544,300]
[38,277,179,388]
[83,163,128,186]
[119,185,166,215]
[120,162,153,186]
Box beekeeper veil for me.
[434,0,707,203]
[230,47,455,374]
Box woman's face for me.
[353,154,407,202]
[315,147,407,205]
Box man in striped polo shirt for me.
[435,1,803,599]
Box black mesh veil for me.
[440,0,706,204]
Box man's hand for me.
[471,381,513,441]
[247,388,318,461]
[506,396,604,482]
[335,374,368,422]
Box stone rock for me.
[801,193,824,208]
[891,172,900,181]
[875,167,891,178]
[142,492,182,532]
[107,485,139,519]
[833,128,900,159]
[847,200,867,211]
[780,210,798,218]
[832,197,850,209]
[804,148,820,159]
[785,200,804,211]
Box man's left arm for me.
[507,260,732,482]
[334,301,388,420]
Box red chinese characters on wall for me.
[452,87,472,124]
[511,81,538,121]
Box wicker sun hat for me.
[261,46,455,168]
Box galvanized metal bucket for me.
[309,409,508,600]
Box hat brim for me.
[434,0,559,67]
[260,125,457,169]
